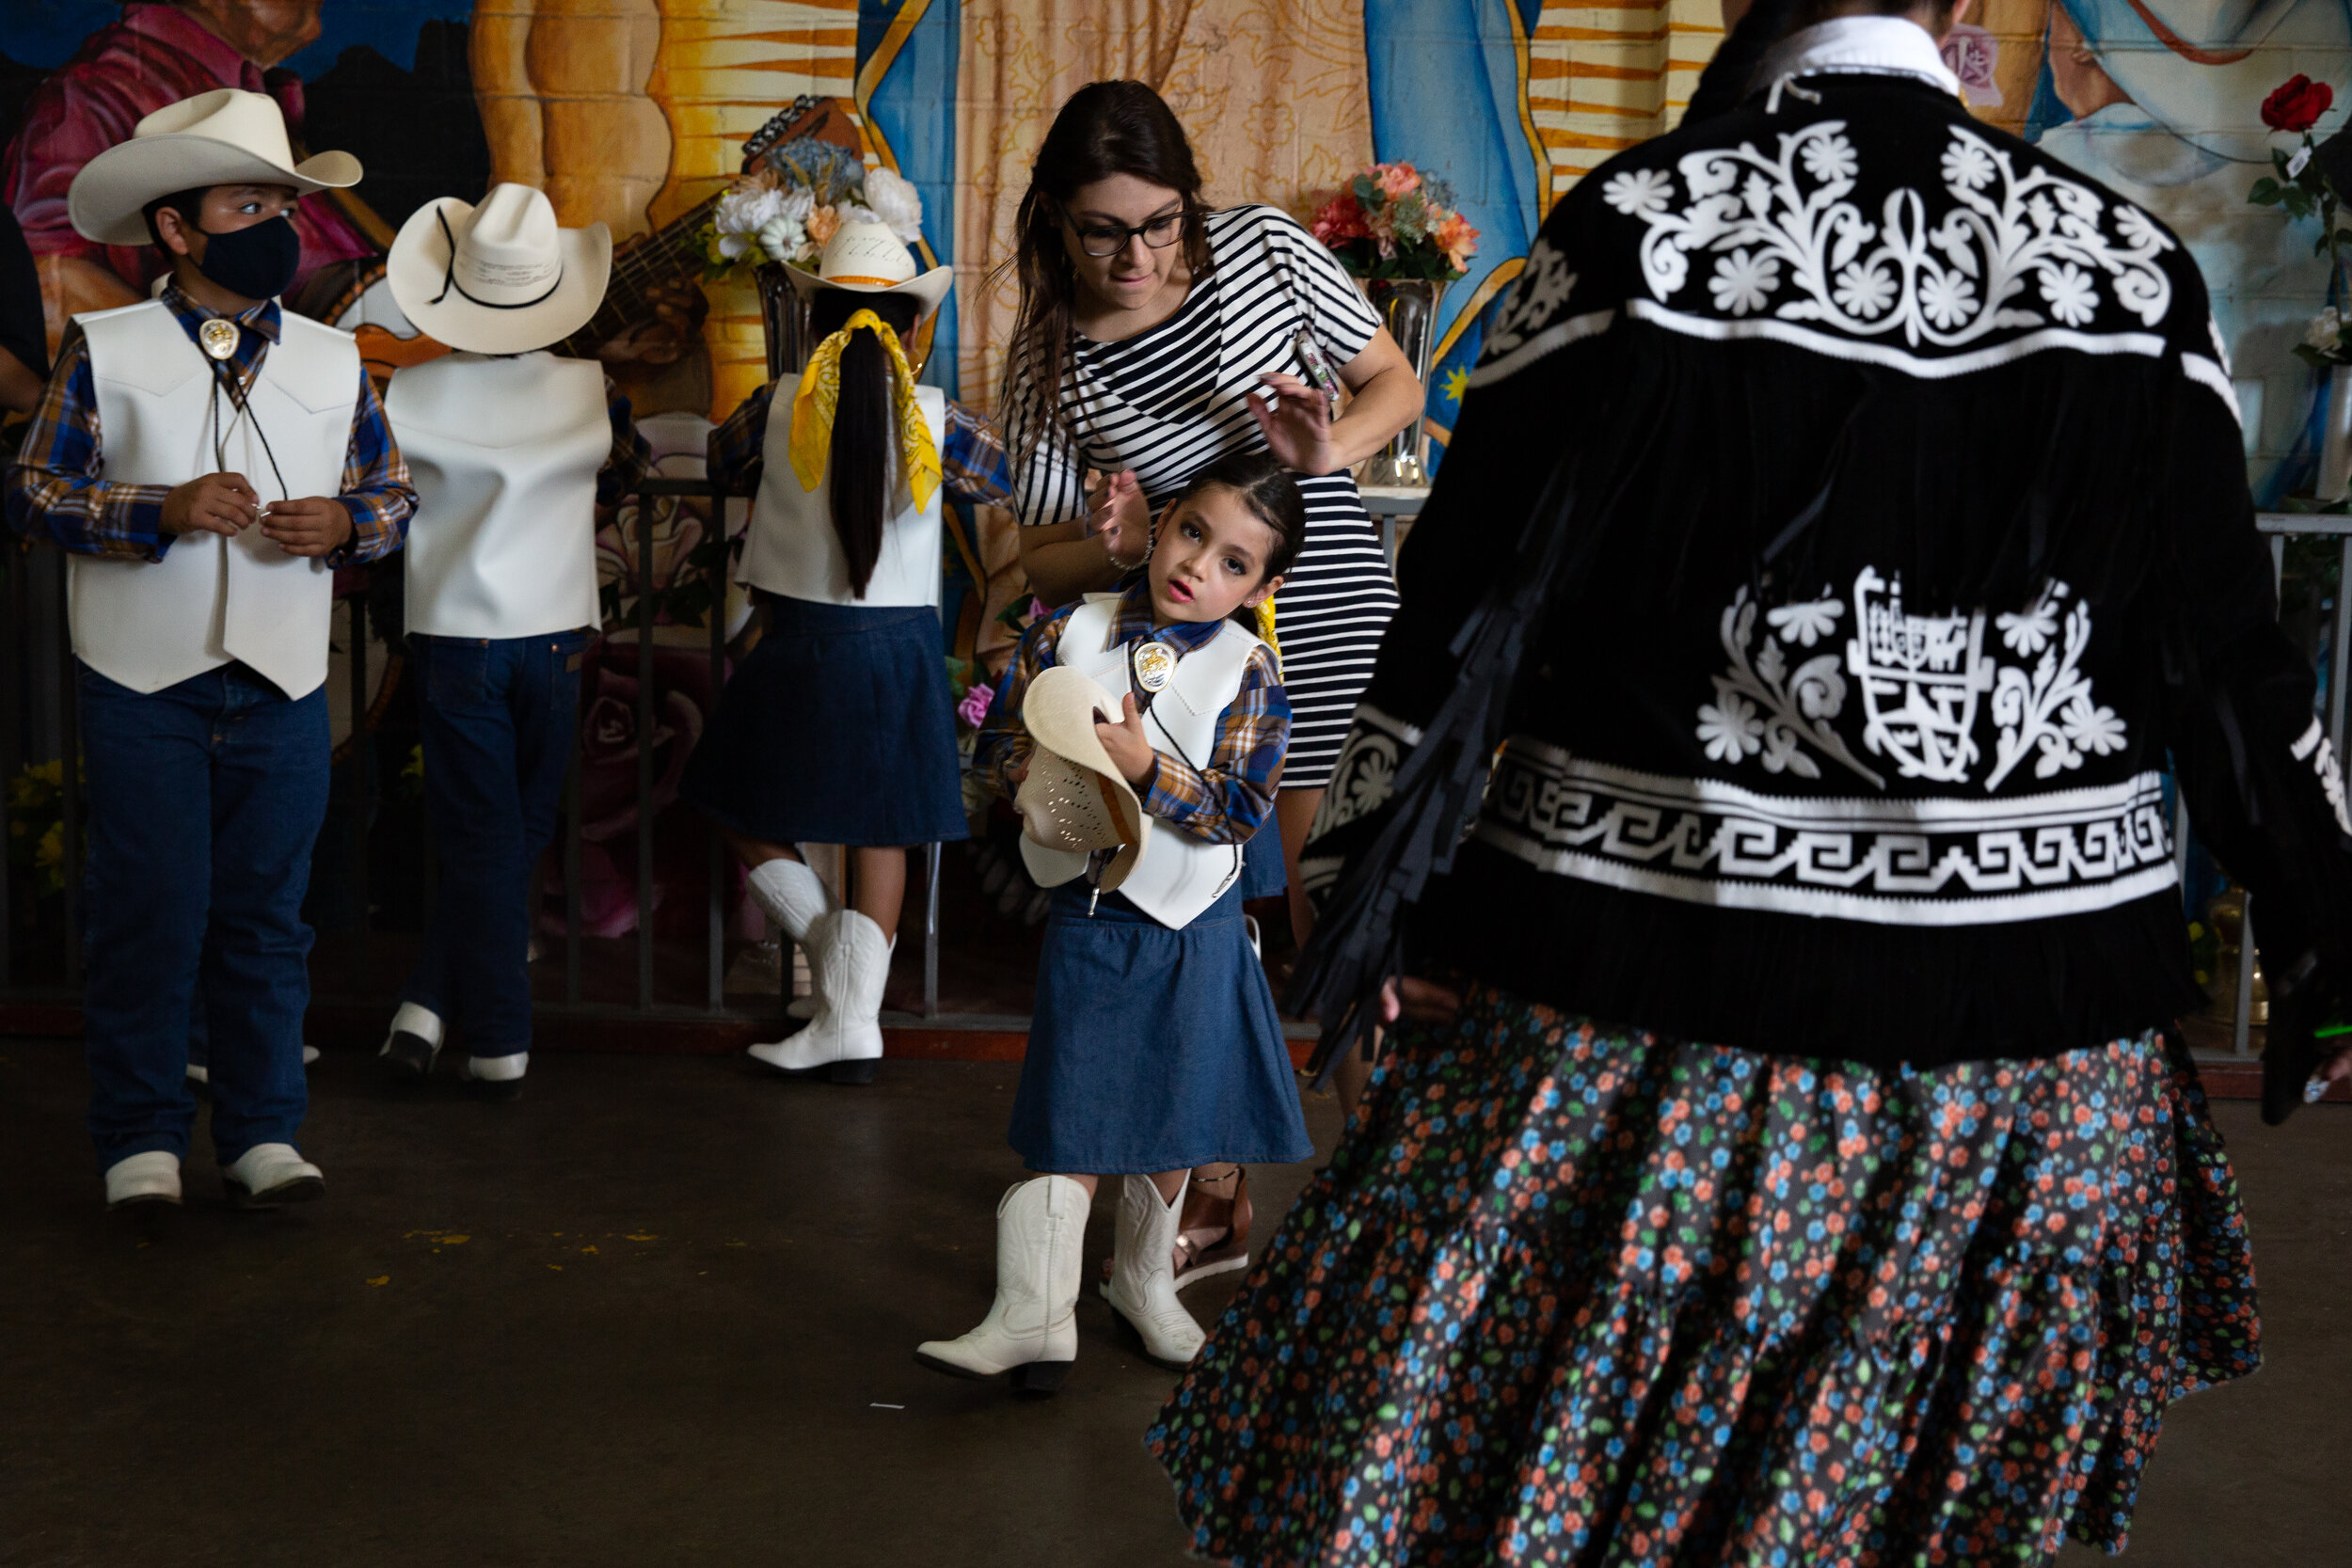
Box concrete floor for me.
[1,1039,2344,1568]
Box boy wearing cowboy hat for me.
[4,88,416,1212]
[685,222,1016,1079]
[371,182,654,1098]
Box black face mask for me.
[193,214,301,303]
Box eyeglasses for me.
[1064,209,1186,259]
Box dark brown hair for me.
[808,286,922,598]
[141,186,209,248]
[1000,80,1214,467]
[1164,451,1307,629]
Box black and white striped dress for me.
[1005,204,1401,789]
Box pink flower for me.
[1311,194,1370,245]
[957,681,994,728]
[1375,163,1422,198]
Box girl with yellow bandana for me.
[682,223,1012,1085]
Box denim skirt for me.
[1009,880,1312,1175]
[1238,810,1286,899]
[681,594,966,847]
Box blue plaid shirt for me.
[975,581,1290,845]
[6,281,414,565]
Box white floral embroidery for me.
[1916,270,1979,330]
[2292,719,2352,834]
[1700,588,1882,785]
[1482,239,1579,363]
[1622,121,2173,349]
[1601,168,1675,217]
[2039,261,2098,326]
[1312,721,1406,836]
[1986,582,2119,787]
[1703,571,2126,795]
[1766,597,1843,647]
[1832,261,1896,319]
[1940,137,1996,192]
[1696,691,1765,762]
[1801,134,1859,184]
[1994,596,2058,657]
[1710,248,1779,315]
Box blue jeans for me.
[400,630,589,1057]
[80,660,329,1168]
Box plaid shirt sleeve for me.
[5,325,174,559]
[1139,643,1290,845]
[972,604,1079,802]
[596,376,657,507]
[707,381,775,496]
[328,363,415,568]
[9,329,414,565]
[941,399,1014,509]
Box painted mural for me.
[7,0,2345,478]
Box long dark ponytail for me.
[1001,80,1213,468]
[809,286,921,598]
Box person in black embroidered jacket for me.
[1143,0,2352,1562]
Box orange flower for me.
[806,203,842,248]
[1436,211,1481,273]
[1375,162,1422,198]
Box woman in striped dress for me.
[1001,81,1424,958]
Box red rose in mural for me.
[2262,74,2333,135]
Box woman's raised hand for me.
[1088,468,1152,569]
[1248,372,1342,477]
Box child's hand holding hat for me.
[1093,693,1157,787]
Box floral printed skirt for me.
[1149,987,2260,1567]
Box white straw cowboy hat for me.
[388,183,612,354]
[787,221,953,319]
[1016,666,1152,895]
[70,88,361,246]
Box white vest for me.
[741,381,944,609]
[388,351,608,639]
[70,299,358,700]
[1029,594,1263,930]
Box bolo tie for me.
[196,315,291,509]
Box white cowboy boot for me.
[915,1175,1090,1393]
[750,910,890,1084]
[1105,1172,1205,1367]
[744,856,839,1050]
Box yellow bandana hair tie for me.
[787,308,941,511]
[1254,596,1280,668]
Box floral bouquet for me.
[1310,162,1479,281]
[700,138,924,279]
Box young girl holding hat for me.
[683,222,1015,1082]
[371,182,655,1098]
[916,450,1311,1392]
